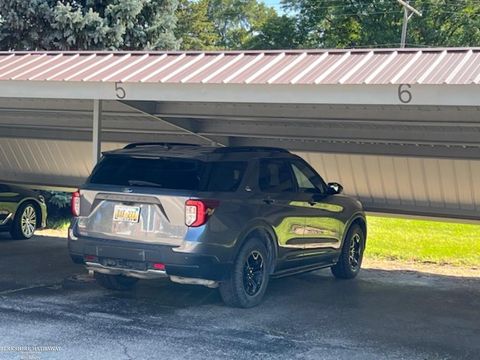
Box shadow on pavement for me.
[0,233,84,291]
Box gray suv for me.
[69,143,366,308]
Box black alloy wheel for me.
[243,250,265,296]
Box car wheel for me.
[10,202,38,240]
[331,224,365,279]
[94,272,138,291]
[219,238,269,308]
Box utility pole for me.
[397,0,422,48]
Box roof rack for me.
[213,146,289,154]
[123,142,200,150]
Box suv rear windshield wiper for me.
[128,180,163,188]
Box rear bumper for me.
[85,261,167,279]
[68,231,232,282]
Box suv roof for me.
[103,143,293,160]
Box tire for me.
[219,238,270,308]
[331,224,365,279]
[94,272,138,291]
[10,202,38,240]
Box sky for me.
[261,0,285,14]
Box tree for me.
[281,0,405,48]
[176,0,219,50]
[281,0,480,48]
[206,0,276,49]
[176,0,278,50]
[244,14,300,49]
[0,0,179,50]
[409,0,480,47]
[0,0,58,50]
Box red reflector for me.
[85,255,97,261]
[71,190,80,217]
[153,263,165,270]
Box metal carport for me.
[0,48,479,221]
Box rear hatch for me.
[74,154,247,246]
[77,189,190,245]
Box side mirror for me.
[327,182,343,195]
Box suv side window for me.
[259,159,295,193]
[290,159,326,194]
[203,161,247,192]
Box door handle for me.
[263,198,275,205]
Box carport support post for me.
[92,99,102,167]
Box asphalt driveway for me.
[0,233,479,360]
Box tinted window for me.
[290,159,326,194]
[203,161,246,192]
[89,157,247,192]
[291,163,317,191]
[259,159,295,193]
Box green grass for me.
[366,216,480,267]
[43,214,479,267]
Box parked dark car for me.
[68,143,366,308]
[0,183,47,239]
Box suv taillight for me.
[71,190,80,217]
[185,199,219,227]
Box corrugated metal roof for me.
[0,48,479,85]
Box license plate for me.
[113,205,140,223]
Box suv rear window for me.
[89,156,247,192]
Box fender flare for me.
[340,212,367,249]
[232,219,279,274]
